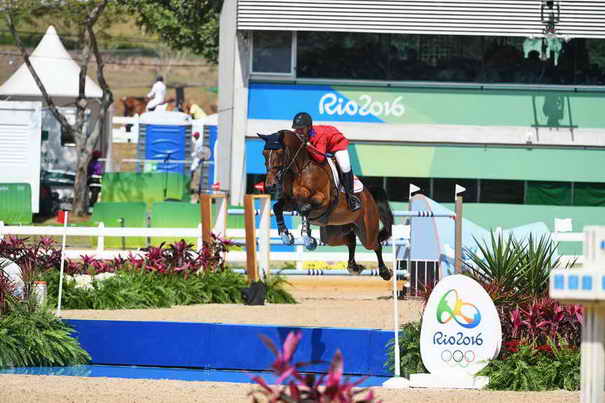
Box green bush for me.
[385,321,427,378]
[42,270,295,309]
[0,300,90,368]
[479,340,580,391]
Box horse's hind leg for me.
[320,225,365,275]
[374,246,392,281]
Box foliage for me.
[479,339,580,391]
[385,321,427,378]
[0,260,15,316]
[507,298,583,347]
[464,232,573,299]
[118,0,221,63]
[0,297,90,368]
[250,331,379,403]
[263,274,296,304]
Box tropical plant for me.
[250,331,379,403]
[480,339,580,391]
[464,232,573,298]
[385,321,427,378]
[263,274,296,304]
[0,260,15,317]
[0,298,90,368]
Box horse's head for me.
[258,131,286,197]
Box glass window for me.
[526,181,571,205]
[294,32,605,86]
[385,177,431,202]
[433,179,478,203]
[479,180,524,204]
[297,32,387,80]
[252,31,292,74]
[358,176,384,192]
[574,182,605,206]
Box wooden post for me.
[244,194,271,282]
[455,195,463,273]
[244,194,258,282]
[200,192,228,245]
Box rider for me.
[146,75,167,112]
[291,112,361,212]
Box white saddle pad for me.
[327,158,364,193]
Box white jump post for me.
[550,226,605,403]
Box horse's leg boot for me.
[342,171,361,211]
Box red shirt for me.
[306,125,349,163]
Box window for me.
[526,181,571,205]
[60,126,75,147]
[385,177,431,202]
[479,180,524,204]
[433,179,478,203]
[251,31,293,74]
[297,31,387,80]
[293,32,605,85]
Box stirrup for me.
[347,193,361,211]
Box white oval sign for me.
[419,275,501,376]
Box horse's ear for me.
[257,133,269,141]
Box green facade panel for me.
[352,143,605,182]
[0,183,32,224]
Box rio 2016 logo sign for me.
[318,93,405,118]
[436,289,481,329]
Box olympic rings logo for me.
[440,349,476,368]
[436,289,481,329]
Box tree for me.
[2,0,120,216]
[119,0,222,64]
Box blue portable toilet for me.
[136,111,192,174]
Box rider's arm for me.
[307,136,327,163]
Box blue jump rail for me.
[227,208,455,218]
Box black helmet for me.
[292,112,312,129]
[156,75,164,82]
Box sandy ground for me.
[0,276,580,403]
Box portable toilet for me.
[136,111,193,174]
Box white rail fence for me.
[0,221,584,264]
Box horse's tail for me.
[368,186,393,243]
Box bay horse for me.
[258,130,394,281]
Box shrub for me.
[0,298,90,368]
[385,321,426,378]
[480,340,580,391]
[250,331,379,403]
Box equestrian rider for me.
[146,75,167,112]
[291,112,361,212]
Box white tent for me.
[0,25,102,100]
[0,25,111,215]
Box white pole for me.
[391,225,401,377]
[56,211,68,317]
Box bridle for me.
[267,131,310,185]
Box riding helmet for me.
[292,112,312,129]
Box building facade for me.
[218,0,605,238]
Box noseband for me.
[267,132,308,183]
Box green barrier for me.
[91,202,147,249]
[101,172,190,208]
[0,183,32,224]
[150,202,200,246]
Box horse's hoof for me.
[304,236,317,251]
[379,266,393,281]
[347,263,365,275]
[280,232,294,246]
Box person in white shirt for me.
[146,76,167,112]
[190,132,207,196]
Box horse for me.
[120,96,180,117]
[258,130,394,281]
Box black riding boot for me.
[342,171,361,211]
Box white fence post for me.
[97,222,105,253]
[257,196,271,280]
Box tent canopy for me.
[0,26,102,99]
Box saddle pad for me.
[327,158,364,193]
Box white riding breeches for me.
[146,98,165,111]
[334,150,351,173]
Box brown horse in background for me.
[121,96,186,117]
[258,130,394,281]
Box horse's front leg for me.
[300,215,318,251]
[273,198,294,245]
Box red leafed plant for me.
[506,297,583,347]
[250,331,380,403]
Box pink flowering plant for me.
[250,331,379,403]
